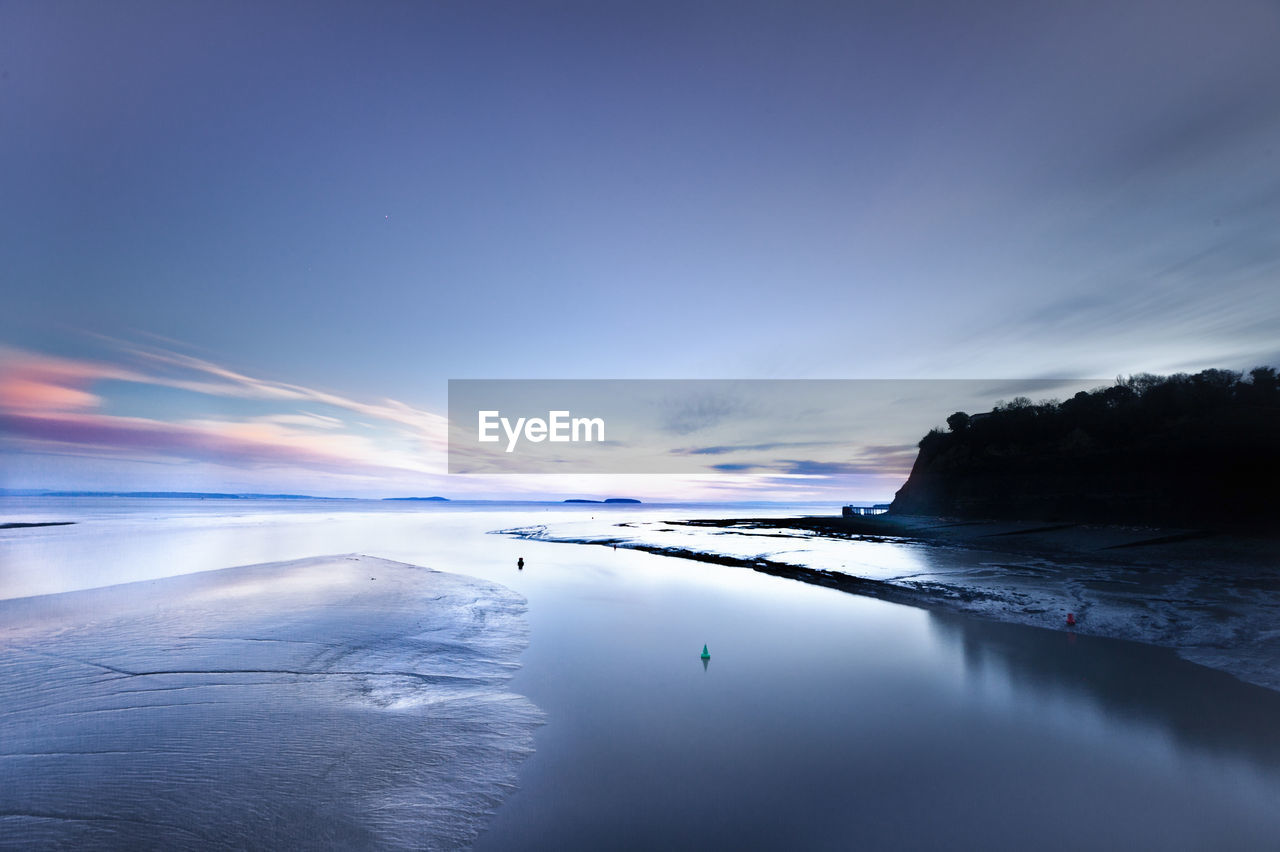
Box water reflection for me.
[929,609,1280,771]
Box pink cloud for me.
[122,346,448,443]
[0,348,139,415]
[0,377,101,413]
[0,344,445,478]
[0,410,427,476]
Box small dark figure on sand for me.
[517,557,524,570]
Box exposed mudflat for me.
[0,554,542,850]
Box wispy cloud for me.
[1,346,925,500]
[119,344,448,441]
[657,390,751,435]
[0,344,446,481]
[696,442,919,478]
[676,440,835,456]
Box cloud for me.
[0,411,413,476]
[697,441,919,478]
[120,345,448,444]
[0,347,141,413]
[254,413,347,430]
[0,344,445,480]
[677,440,835,456]
[657,390,750,435]
[0,378,101,413]
[0,345,932,498]
[777,459,890,476]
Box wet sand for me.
[0,555,541,850]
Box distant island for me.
[890,368,1279,530]
[563,498,642,504]
[383,496,451,502]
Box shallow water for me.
[510,515,1280,692]
[3,499,1280,850]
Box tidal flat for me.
[4,499,1280,850]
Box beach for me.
[0,550,540,850]
[4,500,1280,849]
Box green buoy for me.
[700,644,710,660]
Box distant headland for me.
[890,368,1280,530]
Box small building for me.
[843,504,890,518]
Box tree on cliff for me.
[890,368,1280,529]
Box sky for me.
[1,0,1278,499]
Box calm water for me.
[3,498,1280,850]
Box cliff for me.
[890,369,1280,531]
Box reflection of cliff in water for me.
[928,609,1280,771]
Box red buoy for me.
[1066,613,1076,626]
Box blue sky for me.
[2,1,1278,499]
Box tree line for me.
[893,368,1279,528]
